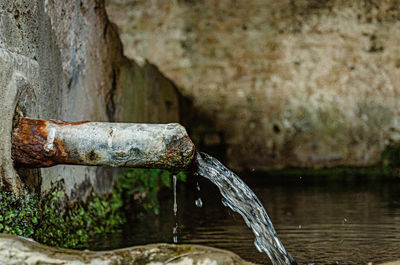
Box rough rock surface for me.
[0,48,39,194]
[106,0,400,171]
[0,0,183,197]
[0,234,254,265]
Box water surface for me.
[90,171,400,265]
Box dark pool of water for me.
[89,174,400,265]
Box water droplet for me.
[195,198,203,207]
[196,181,201,191]
[343,218,348,223]
[298,225,302,229]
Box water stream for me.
[196,152,298,265]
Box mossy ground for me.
[0,169,186,248]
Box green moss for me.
[0,169,186,249]
[33,182,126,248]
[0,191,39,237]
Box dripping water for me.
[195,197,203,208]
[173,174,177,216]
[196,152,298,265]
[195,174,203,208]
[172,174,178,243]
[196,180,201,191]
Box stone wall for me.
[105,0,400,171]
[0,0,183,196]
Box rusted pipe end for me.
[12,117,68,167]
[12,117,196,171]
[163,131,196,171]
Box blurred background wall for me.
[106,0,400,172]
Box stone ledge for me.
[0,234,254,265]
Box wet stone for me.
[0,234,255,265]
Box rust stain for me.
[165,133,195,169]
[11,117,69,168]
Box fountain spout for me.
[11,117,195,171]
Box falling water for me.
[196,152,298,265]
[173,174,177,216]
[172,174,178,243]
[195,179,203,208]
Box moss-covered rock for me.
[0,191,39,238]
[0,169,186,249]
[33,183,125,248]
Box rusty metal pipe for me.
[11,117,195,171]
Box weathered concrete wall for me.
[0,0,183,196]
[105,0,400,171]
